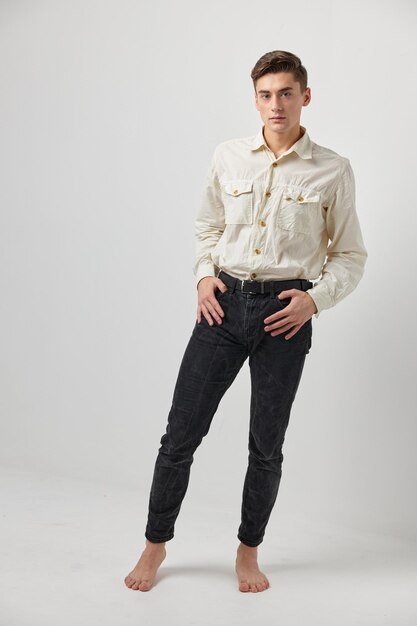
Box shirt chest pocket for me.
[221,179,254,224]
[278,186,321,235]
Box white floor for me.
[1,466,416,626]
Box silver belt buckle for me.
[241,279,258,294]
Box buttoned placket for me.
[249,147,280,279]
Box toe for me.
[250,583,258,592]
[139,580,151,591]
[256,582,264,592]
[239,580,250,592]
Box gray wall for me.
[0,0,416,540]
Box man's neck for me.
[263,124,304,158]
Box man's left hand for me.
[263,289,317,340]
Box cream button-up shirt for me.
[193,125,368,318]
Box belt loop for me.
[270,280,276,299]
[228,272,236,294]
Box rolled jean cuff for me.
[237,534,263,547]
[145,532,174,543]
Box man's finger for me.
[208,299,224,324]
[281,324,303,340]
[264,309,286,323]
[202,299,223,325]
[265,313,295,331]
[270,320,299,336]
[268,321,294,334]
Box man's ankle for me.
[145,538,166,548]
[238,542,258,551]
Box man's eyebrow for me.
[257,87,294,94]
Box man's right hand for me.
[196,276,228,326]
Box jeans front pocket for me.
[216,286,229,300]
[270,292,312,345]
[274,294,291,308]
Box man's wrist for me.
[197,275,213,289]
[196,266,216,288]
[306,292,318,313]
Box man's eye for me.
[261,92,291,99]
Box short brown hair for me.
[251,50,308,93]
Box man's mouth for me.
[270,116,285,120]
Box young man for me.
[124,50,368,593]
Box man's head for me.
[251,51,311,136]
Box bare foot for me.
[124,539,167,591]
[235,542,270,592]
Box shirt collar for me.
[250,124,313,159]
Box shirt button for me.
[297,195,304,202]
[233,189,239,195]
[272,162,277,167]
[251,272,257,279]
[254,248,261,255]
[265,191,271,197]
[259,219,266,226]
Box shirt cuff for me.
[305,287,332,319]
[195,263,216,288]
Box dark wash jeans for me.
[145,271,313,547]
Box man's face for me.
[254,72,311,135]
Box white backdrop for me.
[1,0,416,542]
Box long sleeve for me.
[193,148,226,287]
[306,159,368,318]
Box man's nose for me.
[271,99,283,111]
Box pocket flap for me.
[223,180,253,196]
[298,193,320,203]
[284,187,320,203]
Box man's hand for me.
[197,277,228,326]
[263,289,317,340]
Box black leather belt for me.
[218,270,313,295]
